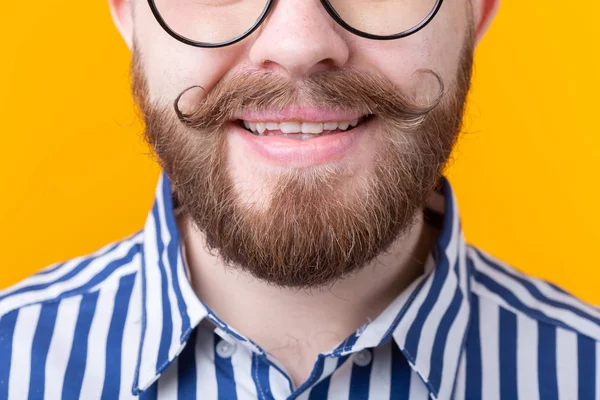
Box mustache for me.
[173,68,445,133]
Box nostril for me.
[258,56,342,77]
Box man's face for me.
[129,0,475,288]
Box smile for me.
[230,114,375,167]
[238,114,373,140]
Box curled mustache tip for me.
[412,68,446,110]
[174,85,206,124]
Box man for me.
[0,0,598,398]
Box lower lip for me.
[230,122,368,167]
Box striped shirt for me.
[1,173,599,400]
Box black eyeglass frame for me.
[147,0,445,49]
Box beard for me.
[131,32,474,289]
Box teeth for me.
[302,122,324,134]
[279,122,302,134]
[293,134,318,140]
[338,121,350,131]
[243,118,363,135]
[324,122,339,131]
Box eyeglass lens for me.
[152,0,439,45]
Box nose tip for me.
[248,1,350,78]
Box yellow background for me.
[1,1,599,304]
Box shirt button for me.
[216,339,237,358]
[353,349,372,367]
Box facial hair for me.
[131,32,474,289]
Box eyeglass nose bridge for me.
[147,0,445,49]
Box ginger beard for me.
[131,31,474,289]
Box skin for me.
[109,0,499,386]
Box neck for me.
[179,209,437,386]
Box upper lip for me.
[234,106,368,122]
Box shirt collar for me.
[393,179,471,400]
[133,173,472,399]
[133,173,208,394]
[322,178,471,400]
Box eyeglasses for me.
[147,0,445,48]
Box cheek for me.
[347,1,468,95]
[132,1,245,105]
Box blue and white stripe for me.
[1,172,598,399]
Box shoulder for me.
[0,231,144,320]
[466,244,600,341]
[0,233,145,399]
[461,246,599,398]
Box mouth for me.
[236,115,373,140]
[229,113,376,168]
